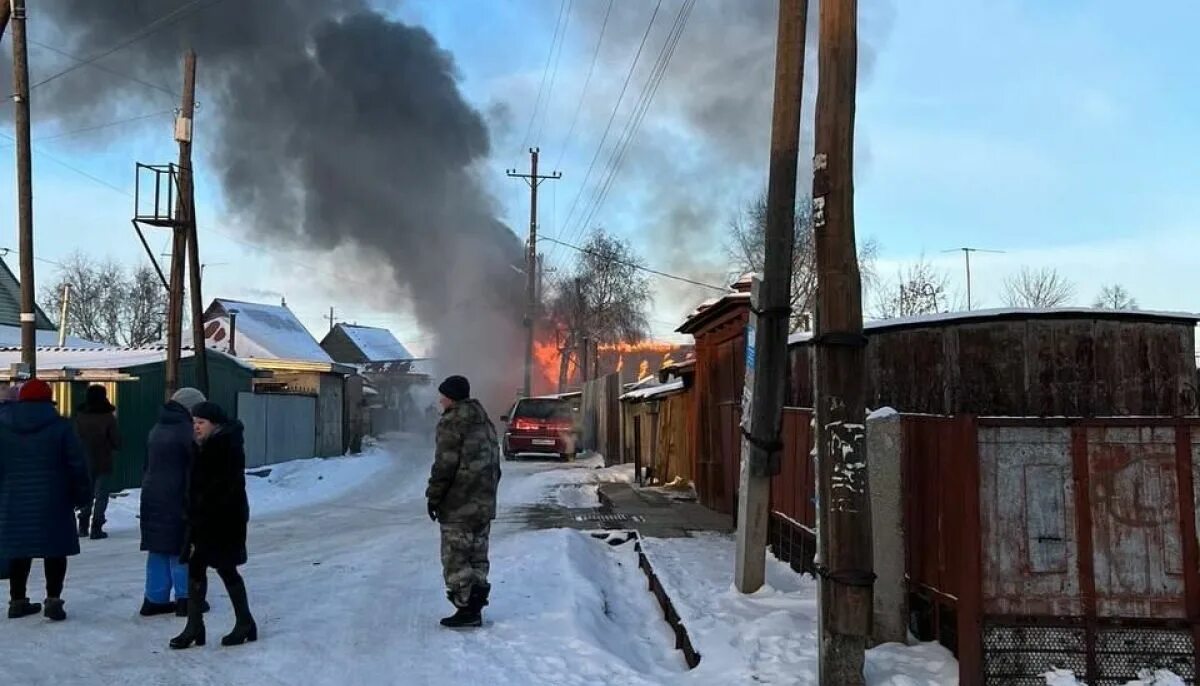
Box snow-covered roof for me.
[621,379,685,402]
[788,307,1200,346]
[205,299,331,362]
[0,325,105,349]
[337,324,413,362]
[0,346,254,371]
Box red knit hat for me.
[17,379,53,403]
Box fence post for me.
[866,409,906,644]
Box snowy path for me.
[0,438,686,686]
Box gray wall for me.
[238,392,317,468]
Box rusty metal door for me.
[977,420,1199,685]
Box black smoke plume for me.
[8,1,526,410]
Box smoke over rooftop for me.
[9,1,526,409]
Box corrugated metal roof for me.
[0,346,254,371]
[0,325,105,349]
[205,298,331,362]
[787,307,1200,345]
[336,324,413,362]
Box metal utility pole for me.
[178,51,208,396]
[164,51,197,400]
[735,0,808,594]
[11,0,35,374]
[506,148,561,398]
[943,247,1004,310]
[812,1,873,683]
[57,284,70,347]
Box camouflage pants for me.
[439,523,491,608]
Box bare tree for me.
[1093,283,1137,310]
[726,193,878,332]
[40,253,169,346]
[547,229,652,387]
[1002,267,1076,308]
[872,255,950,320]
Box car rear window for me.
[513,399,571,420]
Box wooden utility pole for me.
[506,148,561,398]
[165,51,197,400]
[812,0,873,683]
[0,5,12,43]
[178,51,208,396]
[325,307,336,333]
[735,0,807,594]
[11,0,35,375]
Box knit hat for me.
[170,387,207,412]
[190,401,229,425]
[17,379,53,403]
[438,375,471,403]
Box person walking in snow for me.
[0,379,91,621]
[170,401,257,650]
[139,387,208,618]
[426,375,501,629]
[73,385,122,540]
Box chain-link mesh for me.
[983,622,1196,685]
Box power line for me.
[32,109,174,143]
[547,0,613,267]
[26,0,229,94]
[534,0,574,147]
[572,0,695,244]
[518,0,569,155]
[557,0,663,246]
[539,235,725,292]
[554,0,611,170]
[0,130,133,196]
[27,39,179,100]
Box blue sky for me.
[2,0,1198,351]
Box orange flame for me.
[598,340,678,354]
[532,339,561,395]
[638,360,650,380]
[616,355,624,372]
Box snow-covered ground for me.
[103,438,397,533]
[0,437,1181,685]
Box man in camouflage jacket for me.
[426,375,501,628]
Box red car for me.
[501,397,577,461]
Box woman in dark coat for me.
[73,384,121,540]
[139,387,206,617]
[170,401,256,650]
[0,379,91,621]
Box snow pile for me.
[866,642,959,685]
[1043,669,1187,686]
[501,454,634,509]
[643,533,962,685]
[867,406,899,420]
[481,528,685,685]
[104,441,397,531]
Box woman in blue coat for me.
[139,387,206,617]
[0,379,91,621]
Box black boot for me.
[89,521,108,540]
[221,577,257,646]
[43,598,66,622]
[169,579,206,650]
[140,598,176,617]
[7,598,41,619]
[439,605,482,628]
[440,588,483,629]
[175,598,211,618]
[77,515,89,538]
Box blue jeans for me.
[145,553,189,603]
